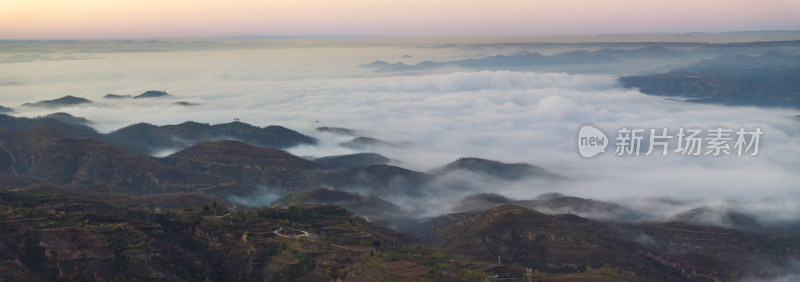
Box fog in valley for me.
[2,34,799,229]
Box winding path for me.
[273,227,370,252]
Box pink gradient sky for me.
[1,0,799,39]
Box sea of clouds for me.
[1,39,798,222]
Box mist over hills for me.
[313,153,391,169]
[676,52,800,71]
[360,49,623,72]
[103,94,131,99]
[0,114,318,156]
[2,37,799,280]
[0,190,437,281]
[270,187,412,229]
[450,192,642,222]
[315,126,358,136]
[340,136,413,150]
[430,157,561,181]
[1,111,798,280]
[0,112,795,233]
[314,164,434,198]
[20,95,92,108]
[360,41,800,74]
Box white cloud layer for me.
[1,40,798,220]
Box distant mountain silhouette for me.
[313,153,391,169]
[430,157,562,180]
[340,137,412,149]
[361,46,689,72]
[35,112,90,125]
[21,95,92,108]
[594,46,685,58]
[172,101,198,106]
[676,52,800,71]
[133,90,170,99]
[106,121,317,154]
[316,126,357,135]
[361,50,620,72]
[103,94,131,99]
[0,106,12,113]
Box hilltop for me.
[35,112,90,125]
[20,95,92,108]
[103,94,131,99]
[133,90,170,99]
[313,153,391,169]
[163,140,318,194]
[106,121,317,155]
[430,157,562,180]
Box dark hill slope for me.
[0,114,100,139]
[0,190,426,281]
[0,127,226,193]
[620,67,800,108]
[271,188,408,227]
[163,140,317,191]
[422,204,800,280]
[425,205,689,280]
[620,53,800,108]
[316,164,434,197]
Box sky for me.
[1,0,799,39]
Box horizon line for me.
[1,30,798,41]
